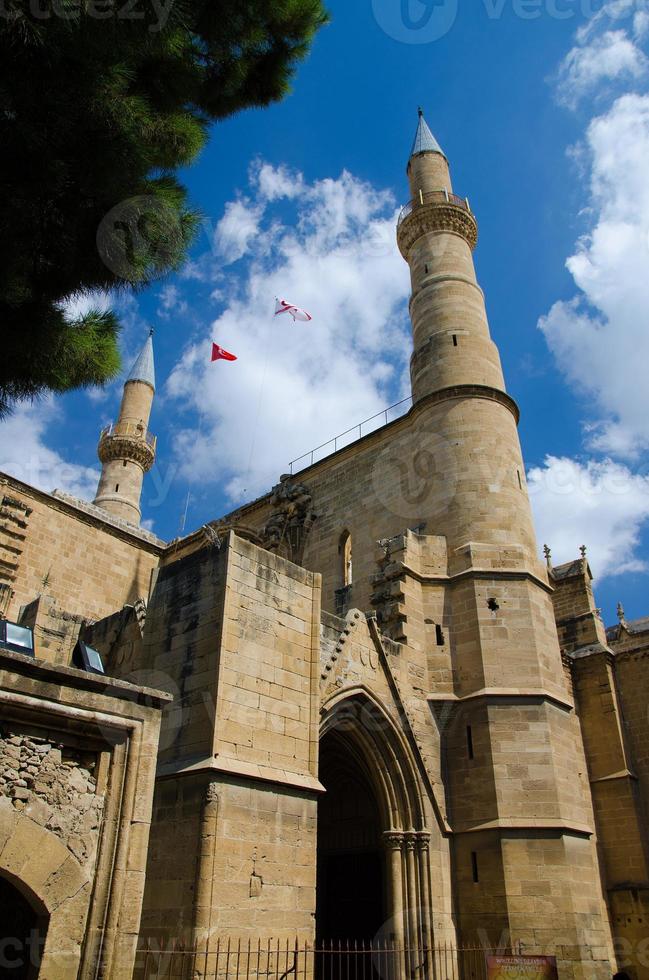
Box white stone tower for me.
[93,330,156,526]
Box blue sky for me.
[2,0,649,624]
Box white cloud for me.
[213,198,264,265]
[557,30,647,108]
[58,289,112,321]
[0,399,99,500]
[254,161,305,202]
[528,455,649,578]
[535,9,649,583]
[539,93,649,457]
[635,9,649,39]
[166,164,411,503]
[157,283,188,319]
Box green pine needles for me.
[0,0,329,415]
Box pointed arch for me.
[320,686,426,832]
[0,803,90,977]
[339,530,353,587]
[318,687,434,952]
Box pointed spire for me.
[543,544,552,570]
[126,328,155,391]
[410,107,445,160]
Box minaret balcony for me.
[98,421,157,470]
[397,190,478,256]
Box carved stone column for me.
[404,832,420,975]
[416,832,434,969]
[383,831,406,980]
[192,781,219,975]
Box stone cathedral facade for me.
[2,112,649,980]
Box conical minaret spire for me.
[93,330,157,526]
[410,107,446,158]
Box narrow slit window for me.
[471,851,479,883]
[115,484,120,492]
[517,469,522,489]
[424,264,429,274]
[123,460,128,467]
[452,335,458,347]
[435,624,444,646]
[340,531,352,587]
[467,725,474,760]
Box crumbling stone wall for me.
[0,728,104,869]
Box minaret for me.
[93,330,156,526]
[397,109,538,563]
[396,112,613,960]
[399,108,505,402]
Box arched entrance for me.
[317,688,434,960]
[317,729,385,942]
[0,874,48,979]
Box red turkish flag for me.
[211,343,237,362]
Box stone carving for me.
[205,782,219,805]
[134,596,148,634]
[397,201,478,258]
[262,479,317,563]
[0,490,31,595]
[371,541,407,644]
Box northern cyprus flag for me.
[274,297,312,322]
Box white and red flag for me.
[211,342,237,362]
[274,297,312,323]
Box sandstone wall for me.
[0,474,162,626]
[137,532,323,951]
[0,648,168,979]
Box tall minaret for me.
[399,108,505,402]
[93,330,156,526]
[396,112,613,959]
[397,109,538,563]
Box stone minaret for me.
[397,111,612,958]
[397,109,538,563]
[93,330,156,526]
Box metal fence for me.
[134,938,513,980]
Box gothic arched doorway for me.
[0,873,48,979]
[316,729,386,943]
[317,687,434,962]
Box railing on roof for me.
[398,189,472,227]
[99,421,157,449]
[289,395,412,474]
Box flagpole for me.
[179,490,191,536]
[243,306,274,500]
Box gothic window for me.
[340,531,353,587]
